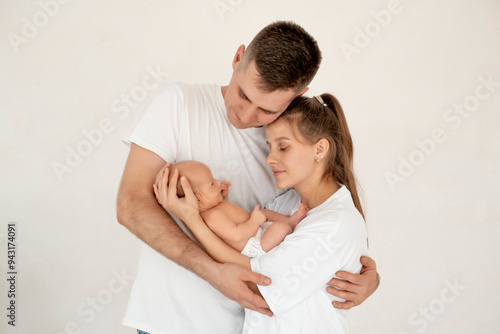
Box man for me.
[117,21,379,334]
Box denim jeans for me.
[137,330,150,334]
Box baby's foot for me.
[288,203,308,230]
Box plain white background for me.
[1,0,499,333]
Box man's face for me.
[223,60,298,129]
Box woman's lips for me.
[272,170,285,177]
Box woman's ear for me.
[315,138,330,160]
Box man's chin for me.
[229,119,250,129]
[230,117,261,129]
[232,123,247,129]
[228,111,249,129]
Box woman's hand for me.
[153,164,200,222]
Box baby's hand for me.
[249,205,266,224]
[221,181,231,200]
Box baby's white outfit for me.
[240,221,273,258]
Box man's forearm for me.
[117,194,218,281]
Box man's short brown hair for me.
[242,21,322,93]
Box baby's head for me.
[170,161,224,212]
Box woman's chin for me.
[274,181,289,190]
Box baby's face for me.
[189,164,224,211]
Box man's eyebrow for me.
[239,87,279,114]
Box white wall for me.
[1,0,499,333]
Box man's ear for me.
[295,87,309,98]
[232,44,246,70]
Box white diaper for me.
[241,221,273,258]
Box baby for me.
[156,160,307,258]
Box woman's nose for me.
[265,151,275,166]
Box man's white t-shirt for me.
[243,186,369,334]
[122,83,282,334]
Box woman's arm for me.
[263,190,378,310]
[248,202,367,315]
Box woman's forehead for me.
[267,118,297,140]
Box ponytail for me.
[321,94,364,220]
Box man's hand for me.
[212,262,273,317]
[326,256,379,310]
[153,164,199,221]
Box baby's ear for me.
[194,193,203,206]
[176,181,185,197]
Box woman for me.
[155,93,368,333]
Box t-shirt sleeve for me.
[128,83,183,162]
[250,210,347,315]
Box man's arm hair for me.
[116,143,217,280]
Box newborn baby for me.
[156,160,307,257]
